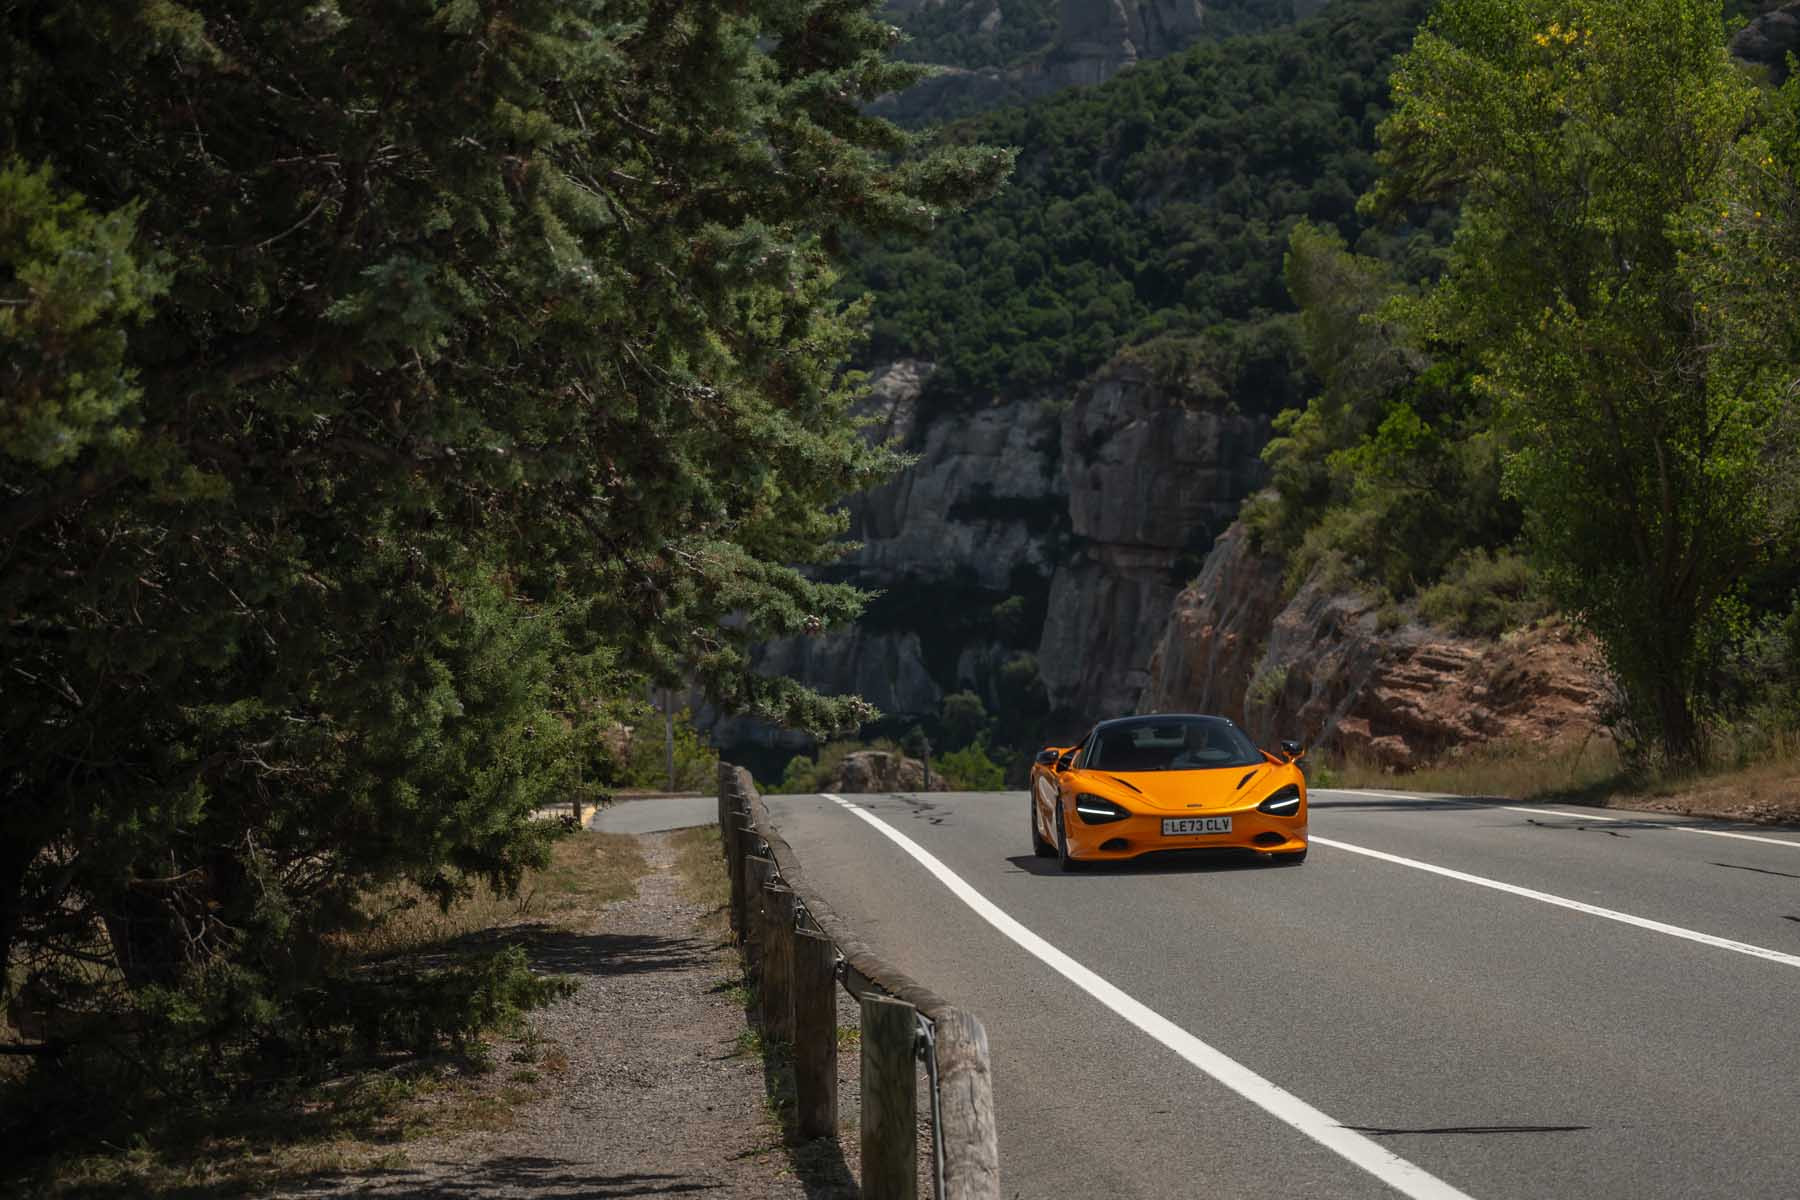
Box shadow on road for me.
[1005,850,1273,878]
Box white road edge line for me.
[821,794,1479,1200]
[1498,805,1800,850]
[1310,836,1800,969]
[1324,789,1800,851]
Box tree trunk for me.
[1655,680,1701,768]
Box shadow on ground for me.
[297,1155,724,1197]
[403,926,712,978]
[736,971,861,1200]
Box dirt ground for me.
[273,830,867,1200]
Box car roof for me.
[1090,713,1236,730]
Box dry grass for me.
[1324,730,1800,824]
[10,829,652,1200]
[1322,736,1622,800]
[669,825,730,917]
[353,830,649,960]
[1602,728,1800,823]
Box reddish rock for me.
[1141,520,1612,768]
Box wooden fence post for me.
[725,815,746,940]
[762,884,797,1044]
[732,821,756,942]
[861,993,918,1200]
[934,1008,1000,1200]
[793,929,838,1139]
[717,777,733,861]
[744,855,775,981]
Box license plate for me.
[1161,816,1232,836]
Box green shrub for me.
[1416,549,1546,638]
[1246,664,1289,709]
[936,741,1007,791]
[615,707,719,791]
[771,740,903,794]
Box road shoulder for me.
[277,829,810,1198]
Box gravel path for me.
[278,832,833,1199]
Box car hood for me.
[1081,763,1280,811]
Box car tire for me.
[1031,795,1056,857]
[1268,848,1308,866]
[1055,801,1086,873]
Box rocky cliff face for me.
[1142,523,1611,767]
[873,0,1211,123]
[1731,1,1800,83]
[701,357,1271,757]
[846,360,1066,593]
[1037,365,1269,715]
[1051,0,1208,86]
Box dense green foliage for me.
[893,0,1061,69]
[1244,221,1532,631]
[855,0,1449,403]
[1368,0,1800,761]
[0,0,1004,1139]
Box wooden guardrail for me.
[717,763,1000,1200]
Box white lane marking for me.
[1325,789,1800,850]
[1500,805,1800,850]
[821,794,1479,1200]
[1310,836,1800,969]
[1325,788,1459,801]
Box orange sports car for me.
[1028,713,1307,871]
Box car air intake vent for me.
[1253,832,1287,847]
[1101,838,1129,852]
[1107,776,1142,793]
[1235,770,1258,790]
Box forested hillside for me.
[857,0,1448,404]
[803,0,1800,781]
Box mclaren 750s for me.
[1028,713,1307,872]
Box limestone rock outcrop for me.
[1037,363,1270,716]
[1051,0,1208,87]
[1731,1,1800,82]
[699,355,1272,756]
[828,749,952,793]
[845,361,1065,591]
[873,0,1212,123]
[1142,521,1612,768]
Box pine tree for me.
[0,0,1009,1074]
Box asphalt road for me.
[762,788,1800,1200]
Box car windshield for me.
[1084,716,1262,772]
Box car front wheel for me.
[1055,801,1086,873]
[1031,795,1056,857]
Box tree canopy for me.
[0,0,1006,1113]
[1366,0,1800,761]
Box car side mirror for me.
[1056,751,1076,771]
[1280,739,1304,761]
[1034,749,1058,766]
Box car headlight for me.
[1257,784,1302,816]
[1074,793,1129,824]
